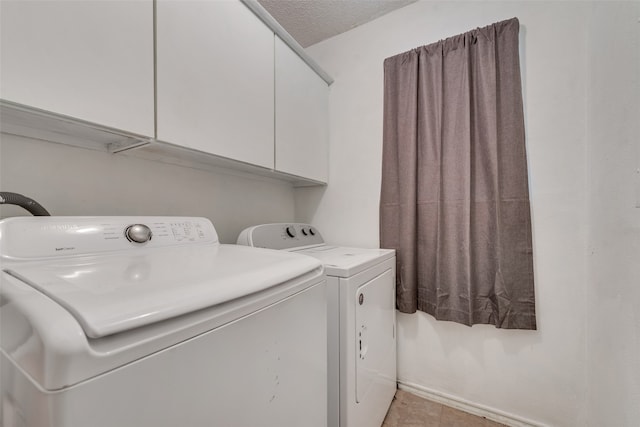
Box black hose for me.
[0,192,50,216]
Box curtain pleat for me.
[381,18,536,329]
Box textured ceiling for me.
[258,0,417,48]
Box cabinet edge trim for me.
[239,0,334,86]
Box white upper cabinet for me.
[0,0,154,137]
[156,0,275,169]
[0,0,330,184]
[275,37,329,183]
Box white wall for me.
[299,2,597,425]
[0,134,296,243]
[586,3,640,426]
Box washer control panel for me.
[0,216,218,260]
[237,223,324,250]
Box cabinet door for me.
[156,0,274,169]
[275,37,329,183]
[0,0,154,137]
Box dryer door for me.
[354,267,395,403]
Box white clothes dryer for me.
[237,223,397,427]
[0,216,327,427]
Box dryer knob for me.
[285,226,296,238]
[125,224,153,244]
[308,227,316,236]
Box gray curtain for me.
[380,18,536,329]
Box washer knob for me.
[308,227,316,236]
[285,226,297,238]
[125,224,153,243]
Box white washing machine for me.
[0,216,327,427]
[237,223,396,427]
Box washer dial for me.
[125,224,153,243]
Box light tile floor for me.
[382,390,508,427]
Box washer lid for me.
[5,244,321,338]
[294,246,394,278]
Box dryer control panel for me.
[237,223,324,250]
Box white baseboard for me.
[396,381,549,427]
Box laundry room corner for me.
[2,0,638,425]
